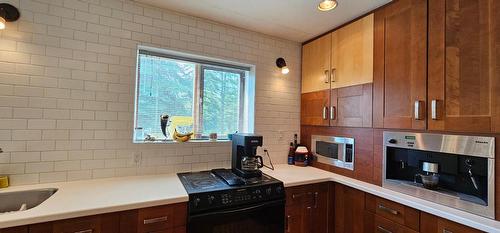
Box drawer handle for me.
[143,216,168,225]
[377,226,393,233]
[443,229,453,233]
[378,204,399,216]
[74,230,93,233]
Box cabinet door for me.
[336,83,373,127]
[373,0,427,130]
[331,14,374,89]
[301,90,330,126]
[309,184,329,233]
[334,183,365,233]
[302,34,332,94]
[428,0,500,133]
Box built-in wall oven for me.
[312,135,355,170]
[383,131,495,219]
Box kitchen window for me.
[134,47,255,143]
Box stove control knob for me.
[194,197,201,207]
[388,139,397,144]
[208,195,215,205]
[276,186,283,194]
[255,189,261,194]
[266,187,272,195]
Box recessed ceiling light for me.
[318,0,338,12]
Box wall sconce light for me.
[276,57,289,75]
[0,3,20,30]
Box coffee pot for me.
[241,156,264,172]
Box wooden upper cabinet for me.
[331,14,374,89]
[428,0,500,133]
[302,34,332,93]
[301,90,330,126]
[373,0,427,130]
[335,83,373,127]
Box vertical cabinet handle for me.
[330,106,336,120]
[322,106,328,120]
[313,192,318,208]
[286,215,291,233]
[376,226,393,233]
[414,100,422,120]
[331,68,336,82]
[324,70,330,83]
[431,99,439,120]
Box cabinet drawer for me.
[286,185,313,207]
[137,203,187,233]
[370,213,418,233]
[52,216,101,233]
[0,227,28,233]
[365,194,419,231]
[437,219,482,233]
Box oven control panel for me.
[189,183,284,214]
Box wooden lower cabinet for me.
[0,203,187,233]
[334,183,366,233]
[420,212,483,233]
[285,182,330,233]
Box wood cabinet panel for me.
[373,0,427,130]
[0,227,28,233]
[420,212,483,233]
[301,90,330,126]
[336,83,372,127]
[330,14,374,89]
[365,194,419,231]
[428,0,500,133]
[285,183,329,233]
[334,183,366,233]
[52,215,102,233]
[302,34,332,93]
[365,212,419,233]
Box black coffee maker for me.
[232,133,264,178]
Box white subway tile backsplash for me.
[1,0,300,186]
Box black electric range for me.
[178,168,285,233]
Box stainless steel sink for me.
[0,188,58,214]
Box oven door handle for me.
[190,199,285,217]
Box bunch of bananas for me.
[173,129,194,143]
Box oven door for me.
[188,199,285,233]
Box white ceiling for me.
[135,0,392,42]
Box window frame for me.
[196,65,246,136]
[133,46,255,143]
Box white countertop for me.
[0,174,188,229]
[1,165,499,232]
[264,164,500,233]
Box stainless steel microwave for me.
[311,135,355,170]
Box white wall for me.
[0,0,301,185]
